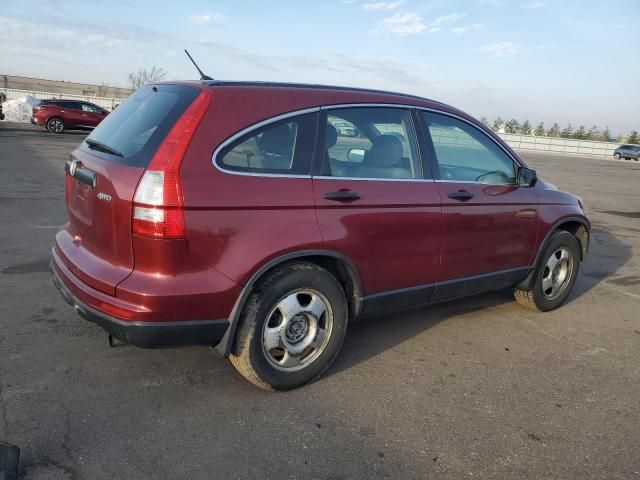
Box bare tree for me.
[127,66,167,90]
[491,116,504,132]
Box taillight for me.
[132,90,211,239]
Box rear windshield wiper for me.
[85,138,124,157]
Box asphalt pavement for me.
[0,122,638,479]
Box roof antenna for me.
[184,49,213,81]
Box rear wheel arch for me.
[214,250,363,357]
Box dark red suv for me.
[32,99,109,134]
[51,81,590,390]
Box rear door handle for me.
[324,191,361,202]
[447,190,474,201]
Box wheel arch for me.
[214,249,364,357]
[518,215,590,291]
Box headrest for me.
[258,124,294,158]
[363,135,403,167]
[325,124,338,149]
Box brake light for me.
[132,90,211,239]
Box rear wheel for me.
[46,117,65,134]
[514,231,581,312]
[229,262,348,390]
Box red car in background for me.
[32,99,109,134]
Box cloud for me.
[477,42,518,57]
[523,2,546,8]
[363,1,401,10]
[194,37,436,88]
[381,12,426,35]
[479,0,508,5]
[450,23,483,34]
[187,14,223,26]
[430,13,466,28]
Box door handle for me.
[324,191,361,202]
[447,190,474,201]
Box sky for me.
[2,0,639,135]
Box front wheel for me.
[229,262,348,390]
[613,153,621,160]
[514,231,581,312]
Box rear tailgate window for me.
[81,84,200,167]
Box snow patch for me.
[2,96,41,123]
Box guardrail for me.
[497,133,619,158]
[0,87,125,110]
[430,127,620,158]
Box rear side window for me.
[216,113,317,175]
[321,107,420,180]
[82,84,199,167]
[57,101,81,109]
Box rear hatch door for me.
[58,84,200,295]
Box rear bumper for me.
[50,255,230,348]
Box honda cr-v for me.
[51,81,590,390]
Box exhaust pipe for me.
[108,335,128,348]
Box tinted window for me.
[81,103,101,113]
[217,113,317,175]
[322,107,420,179]
[57,101,81,109]
[82,84,199,167]
[422,112,516,184]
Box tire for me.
[46,117,65,134]
[613,153,621,160]
[229,262,348,390]
[514,231,581,312]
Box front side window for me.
[322,107,420,180]
[422,112,517,184]
[217,113,317,175]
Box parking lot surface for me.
[1,122,638,479]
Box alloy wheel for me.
[541,247,574,300]
[262,289,333,372]
[48,119,64,133]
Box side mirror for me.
[347,148,365,163]
[517,166,537,187]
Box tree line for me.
[480,117,639,144]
